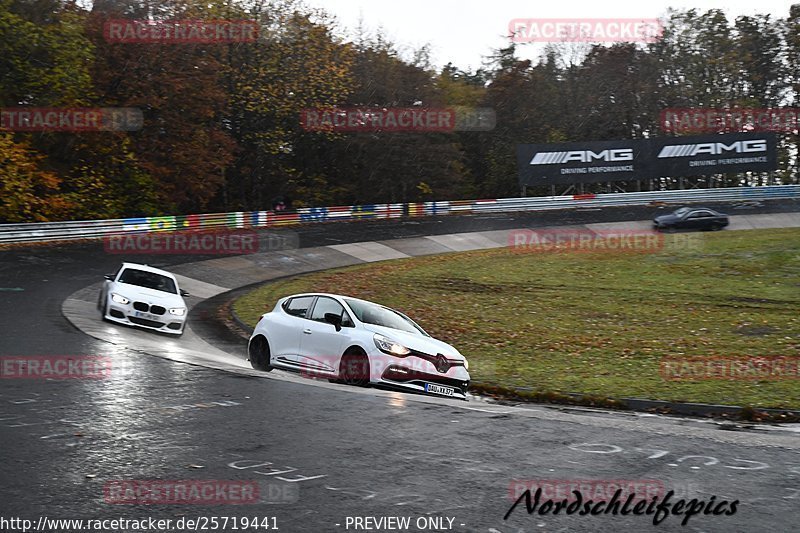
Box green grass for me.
[233,228,800,409]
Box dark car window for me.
[345,299,427,335]
[117,268,177,294]
[284,296,315,318]
[309,297,353,326]
[341,313,355,327]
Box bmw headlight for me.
[169,308,186,316]
[374,334,410,357]
[111,293,129,304]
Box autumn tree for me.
[224,2,356,210]
[0,133,69,221]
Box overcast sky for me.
[310,0,796,71]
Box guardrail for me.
[1,185,798,244]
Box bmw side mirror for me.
[104,274,114,281]
[324,313,342,332]
[180,289,190,297]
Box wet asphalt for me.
[1,199,799,533]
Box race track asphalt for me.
[1,200,799,533]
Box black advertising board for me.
[650,132,777,178]
[517,132,778,185]
[516,139,648,185]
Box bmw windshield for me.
[118,268,177,294]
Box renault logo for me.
[435,354,450,373]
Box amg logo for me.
[529,149,633,165]
[658,140,767,158]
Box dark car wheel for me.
[98,293,109,321]
[711,224,724,231]
[339,349,370,387]
[248,336,273,372]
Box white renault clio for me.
[98,262,189,335]
[247,293,470,399]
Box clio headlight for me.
[374,334,410,357]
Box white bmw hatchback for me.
[98,262,189,336]
[247,293,470,399]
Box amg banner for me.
[517,132,777,185]
[652,132,777,178]
[517,139,648,185]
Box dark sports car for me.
[653,207,729,232]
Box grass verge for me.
[233,228,800,410]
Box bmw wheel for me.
[98,293,109,321]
